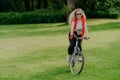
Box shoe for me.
[78,55,82,62]
[66,55,71,62]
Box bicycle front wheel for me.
[69,51,84,74]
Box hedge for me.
[86,11,118,19]
[0,11,118,24]
[0,11,67,24]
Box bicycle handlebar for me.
[74,34,82,39]
[74,34,90,40]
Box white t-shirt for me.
[72,21,86,35]
[72,21,82,31]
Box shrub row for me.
[0,12,66,24]
[86,11,118,19]
[0,11,118,24]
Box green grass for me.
[0,20,120,80]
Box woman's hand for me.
[69,35,74,40]
[84,36,90,40]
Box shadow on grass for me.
[29,66,82,80]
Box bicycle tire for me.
[69,49,84,74]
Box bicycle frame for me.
[69,34,84,74]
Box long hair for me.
[68,8,86,27]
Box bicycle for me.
[69,35,89,74]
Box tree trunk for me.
[67,0,75,10]
[37,0,41,9]
[43,0,48,8]
[66,0,75,23]
[31,0,34,11]
[83,0,88,10]
[89,0,97,11]
[24,0,30,11]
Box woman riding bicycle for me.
[66,8,89,62]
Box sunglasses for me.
[76,13,82,16]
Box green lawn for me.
[0,20,120,80]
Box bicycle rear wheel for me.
[69,51,84,74]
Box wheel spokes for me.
[69,52,84,74]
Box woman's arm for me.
[69,22,74,40]
[84,23,89,38]
[70,22,74,35]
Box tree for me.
[43,0,48,8]
[76,0,98,11]
[89,0,97,11]
[37,0,41,9]
[67,0,75,10]
[24,0,30,11]
[0,0,17,12]
[66,0,75,23]
[31,0,34,10]
[48,0,65,10]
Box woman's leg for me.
[75,32,82,51]
[68,32,76,55]
[66,32,76,62]
[78,39,82,51]
[68,38,76,55]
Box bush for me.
[0,10,118,24]
[0,11,67,24]
[86,11,118,19]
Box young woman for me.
[66,8,89,62]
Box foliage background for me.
[0,0,120,24]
